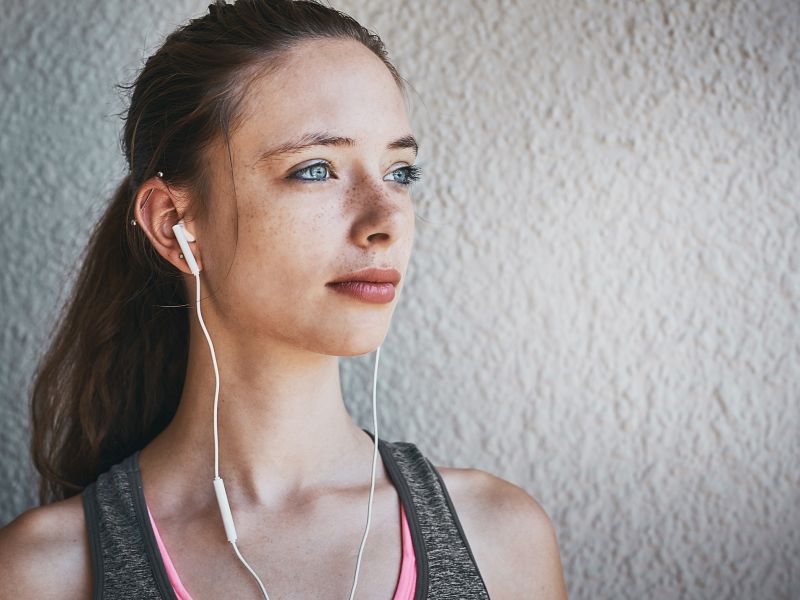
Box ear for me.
[133,176,202,274]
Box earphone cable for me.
[192,272,222,479]
[348,344,380,600]
[194,271,272,599]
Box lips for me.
[328,280,396,303]
[327,267,401,286]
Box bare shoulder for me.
[0,494,92,600]
[434,465,568,600]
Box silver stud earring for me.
[179,253,184,259]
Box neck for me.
[138,317,382,513]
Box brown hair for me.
[29,0,409,505]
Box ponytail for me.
[30,174,188,504]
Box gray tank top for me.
[81,429,491,599]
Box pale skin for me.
[0,38,567,599]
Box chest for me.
[150,488,408,600]
[86,446,492,599]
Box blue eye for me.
[387,164,423,186]
[290,162,333,182]
[288,161,423,187]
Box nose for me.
[347,177,411,248]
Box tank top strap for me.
[365,429,491,599]
[82,452,177,599]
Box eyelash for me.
[288,161,423,187]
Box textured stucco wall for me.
[1,1,798,598]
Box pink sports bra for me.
[146,498,417,599]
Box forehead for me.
[234,38,410,153]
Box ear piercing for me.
[131,171,164,227]
[128,171,186,264]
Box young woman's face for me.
[197,38,418,356]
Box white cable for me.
[193,272,271,598]
[348,344,380,600]
[192,270,380,600]
[231,539,271,599]
[192,272,222,479]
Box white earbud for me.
[172,219,200,275]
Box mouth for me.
[327,266,401,286]
[327,280,397,303]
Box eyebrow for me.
[255,131,419,164]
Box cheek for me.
[234,212,340,303]
[230,192,349,301]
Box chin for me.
[324,329,389,357]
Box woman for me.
[0,1,567,598]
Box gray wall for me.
[1,1,798,598]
